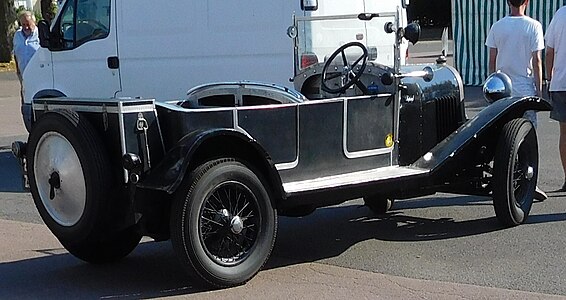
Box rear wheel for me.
[170,158,277,287]
[492,118,537,227]
[27,111,140,263]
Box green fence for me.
[452,0,565,85]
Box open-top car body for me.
[15,10,551,288]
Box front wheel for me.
[492,118,538,227]
[170,158,277,287]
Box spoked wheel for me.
[27,111,141,263]
[171,158,277,287]
[492,118,538,227]
[363,195,394,214]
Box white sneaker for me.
[534,186,548,201]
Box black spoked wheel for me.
[492,118,538,227]
[201,181,260,265]
[363,195,394,214]
[171,158,277,287]
[27,111,140,263]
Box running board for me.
[283,166,430,194]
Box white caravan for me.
[22,0,409,130]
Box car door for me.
[344,95,395,160]
[51,0,121,99]
[284,95,394,183]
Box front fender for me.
[138,128,282,196]
[412,96,551,172]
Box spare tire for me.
[27,111,140,263]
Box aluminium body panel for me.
[32,98,164,183]
[151,93,397,195]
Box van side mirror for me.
[301,0,318,11]
[404,22,421,45]
[38,20,51,48]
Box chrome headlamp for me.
[483,71,512,103]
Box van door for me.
[51,0,121,99]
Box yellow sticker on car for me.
[385,133,394,148]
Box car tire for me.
[492,118,537,227]
[27,111,140,262]
[62,226,142,264]
[364,195,394,214]
[170,158,277,287]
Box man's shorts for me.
[550,92,566,122]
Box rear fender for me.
[412,96,551,172]
[138,128,284,199]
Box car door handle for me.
[107,56,119,69]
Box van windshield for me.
[57,0,111,49]
[295,13,397,70]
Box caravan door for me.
[51,0,121,99]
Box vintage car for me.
[13,11,551,287]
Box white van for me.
[23,0,409,130]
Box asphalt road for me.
[1,46,566,298]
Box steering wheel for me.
[80,19,108,32]
[321,42,369,94]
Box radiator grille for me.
[435,96,462,141]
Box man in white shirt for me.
[12,11,40,102]
[546,5,566,191]
[486,0,544,101]
[485,0,547,200]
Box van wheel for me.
[492,118,537,227]
[363,195,394,214]
[170,158,277,287]
[27,111,140,262]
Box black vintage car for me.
[13,12,551,287]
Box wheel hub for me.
[525,166,534,180]
[219,208,245,235]
[48,171,61,200]
[230,216,244,234]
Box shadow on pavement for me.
[268,195,566,269]
[0,151,25,192]
[268,197,498,267]
[1,194,565,298]
[0,241,207,299]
